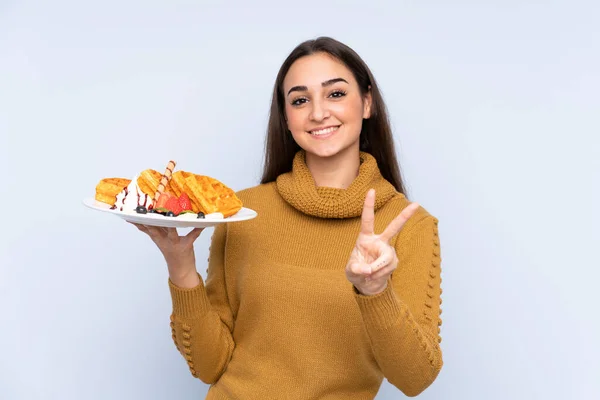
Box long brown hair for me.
[260,36,407,195]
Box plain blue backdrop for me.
[1,1,598,399]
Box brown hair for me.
[260,36,407,195]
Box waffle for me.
[170,170,193,197]
[170,171,201,213]
[94,163,243,217]
[95,178,131,206]
[184,173,243,217]
[137,169,175,198]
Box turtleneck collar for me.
[275,150,398,219]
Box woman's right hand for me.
[130,222,204,288]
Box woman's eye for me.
[291,97,308,106]
[329,90,347,98]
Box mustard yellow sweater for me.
[168,151,443,399]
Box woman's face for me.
[282,52,371,160]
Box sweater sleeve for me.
[168,224,235,384]
[354,215,443,397]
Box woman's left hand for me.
[345,189,420,296]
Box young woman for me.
[133,37,443,399]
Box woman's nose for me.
[309,99,330,121]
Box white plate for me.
[83,198,257,228]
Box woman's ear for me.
[363,87,373,119]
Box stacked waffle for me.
[95,162,243,217]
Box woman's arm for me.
[168,224,236,384]
[354,215,443,397]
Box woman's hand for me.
[345,189,420,296]
[129,223,204,288]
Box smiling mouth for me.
[308,125,340,136]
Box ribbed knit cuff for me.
[168,274,212,319]
[354,281,403,331]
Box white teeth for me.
[310,126,339,135]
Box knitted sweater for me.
[168,151,443,399]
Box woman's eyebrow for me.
[287,77,349,96]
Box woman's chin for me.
[303,143,358,160]
[303,146,341,159]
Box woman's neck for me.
[305,146,361,189]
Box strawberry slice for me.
[165,197,182,215]
[178,192,193,212]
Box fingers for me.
[369,262,396,281]
[368,246,397,273]
[347,252,396,289]
[185,228,204,241]
[166,228,180,242]
[129,222,204,243]
[347,261,372,277]
[146,225,168,239]
[347,258,395,288]
[379,202,420,242]
[360,189,376,235]
[129,222,149,234]
[128,222,168,243]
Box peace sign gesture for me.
[346,189,420,296]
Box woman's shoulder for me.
[234,181,279,209]
[384,192,439,233]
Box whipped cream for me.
[205,212,224,219]
[112,174,154,212]
[176,212,199,220]
[176,211,224,220]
